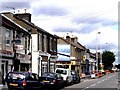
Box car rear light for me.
[23,81,27,86]
[53,80,56,83]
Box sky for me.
[0,0,119,64]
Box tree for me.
[102,50,115,70]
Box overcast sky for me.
[0,0,119,64]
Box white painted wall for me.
[32,51,39,74]
[31,34,39,74]
[32,34,38,52]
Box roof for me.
[58,36,86,50]
[0,13,30,35]
[2,12,56,38]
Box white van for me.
[55,68,72,85]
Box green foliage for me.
[102,50,115,70]
[86,49,90,53]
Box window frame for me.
[5,29,11,46]
[44,35,47,52]
[39,33,42,51]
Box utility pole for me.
[96,31,101,72]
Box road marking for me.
[82,73,117,90]
[86,87,89,88]
[97,81,101,83]
[90,83,96,87]
[102,79,106,81]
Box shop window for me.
[50,64,54,72]
[53,39,57,52]
[42,64,47,73]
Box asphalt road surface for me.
[62,72,119,90]
[1,72,119,90]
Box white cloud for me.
[1,0,119,64]
[30,0,118,53]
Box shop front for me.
[49,55,57,72]
[41,56,48,74]
[56,61,70,69]
[0,50,14,84]
[70,60,81,73]
[39,52,58,75]
[16,53,31,71]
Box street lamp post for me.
[12,30,21,71]
[12,40,16,71]
[96,31,101,72]
[96,40,98,72]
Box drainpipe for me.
[48,54,51,72]
[38,56,42,76]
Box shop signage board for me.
[0,50,14,57]
[57,44,70,61]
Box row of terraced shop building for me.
[0,12,97,84]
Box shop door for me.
[1,61,8,78]
[1,62,5,78]
[71,65,75,70]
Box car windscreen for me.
[56,69,67,75]
[7,73,25,81]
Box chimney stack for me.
[66,33,71,41]
[15,12,31,22]
[71,36,78,43]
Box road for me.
[62,72,119,90]
[1,72,119,90]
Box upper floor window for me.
[50,37,52,51]
[44,35,47,52]
[20,37,25,45]
[6,29,11,46]
[39,33,42,51]
[53,39,57,52]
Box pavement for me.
[81,74,91,79]
[0,84,7,90]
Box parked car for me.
[55,68,72,85]
[5,71,41,90]
[39,72,64,90]
[90,70,97,79]
[71,70,81,84]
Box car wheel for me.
[78,79,81,83]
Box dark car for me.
[71,70,81,84]
[40,72,64,90]
[5,71,41,90]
